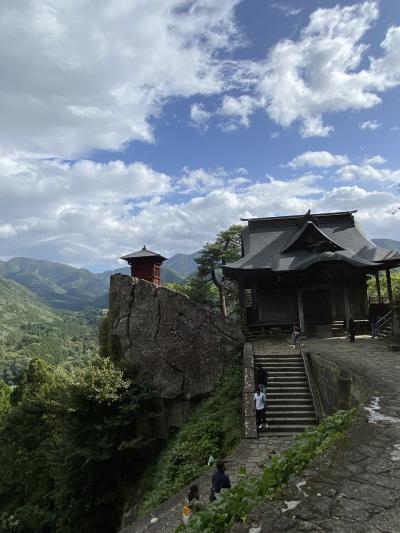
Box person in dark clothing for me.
[209,460,231,502]
[348,317,356,343]
[255,365,268,394]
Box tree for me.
[368,272,400,301]
[163,277,219,308]
[195,225,244,318]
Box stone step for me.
[265,413,316,424]
[266,410,315,417]
[268,376,307,380]
[256,360,304,369]
[260,423,316,433]
[254,352,301,361]
[267,370,305,374]
[268,402,313,408]
[268,392,312,398]
[267,398,313,405]
[267,385,309,391]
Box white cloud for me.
[359,120,381,130]
[190,103,212,129]
[224,1,400,137]
[364,155,386,165]
[336,163,400,185]
[218,95,259,129]
[0,0,241,157]
[178,167,226,193]
[288,151,349,169]
[271,4,302,17]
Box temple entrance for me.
[303,289,332,324]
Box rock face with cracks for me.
[109,274,243,400]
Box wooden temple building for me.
[223,211,400,337]
[121,246,167,287]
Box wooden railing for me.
[301,348,324,422]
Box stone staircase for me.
[254,350,318,434]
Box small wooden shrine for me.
[120,245,167,287]
[223,210,400,336]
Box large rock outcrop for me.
[109,274,243,400]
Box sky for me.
[0,0,399,271]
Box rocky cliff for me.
[109,274,243,402]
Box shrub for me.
[178,408,355,533]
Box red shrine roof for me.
[224,210,400,276]
[120,245,167,261]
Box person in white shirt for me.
[253,387,267,429]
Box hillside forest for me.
[0,235,399,532]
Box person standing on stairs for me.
[255,365,268,394]
[254,386,267,430]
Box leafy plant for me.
[177,409,355,533]
[138,355,243,515]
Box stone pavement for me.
[121,435,294,532]
[232,336,400,533]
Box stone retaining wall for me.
[307,351,366,414]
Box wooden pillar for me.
[344,283,351,328]
[297,290,305,334]
[238,278,247,328]
[375,272,381,301]
[386,268,393,305]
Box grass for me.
[177,408,355,532]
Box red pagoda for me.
[120,246,167,287]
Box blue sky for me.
[0,0,399,271]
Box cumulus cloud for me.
[223,1,400,137]
[218,95,259,130]
[288,151,349,169]
[364,155,386,165]
[190,103,212,129]
[359,120,381,130]
[336,163,400,185]
[0,0,241,157]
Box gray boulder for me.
[109,274,243,400]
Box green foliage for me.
[195,225,244,280]
[178,409,355,533]
[0,357,154,533]
[368,272,400,301]
[138,355,243,515]
[0,275,101,384]
[194,225,244,317]
[163,277,219,308]
[0,380,11,423]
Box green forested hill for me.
[0,256,190,310]
[0,274,99,383]
[0,257,108,310]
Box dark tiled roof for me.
[120,246,167,261]
[224,211,400,274]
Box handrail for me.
[300,348,324,422]
[375,310,393,337]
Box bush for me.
[178,409,355,533]
[138,354,242,515]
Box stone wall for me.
[306,351,366,413]
[109,274,243,403]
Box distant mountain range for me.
[371,238,400,252]
[0,241,398,312]
[0,251,199,311]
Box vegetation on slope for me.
[138,353,243,516]
[178,409,355,533]
[0,357,157,533]
[0,275,100,384]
